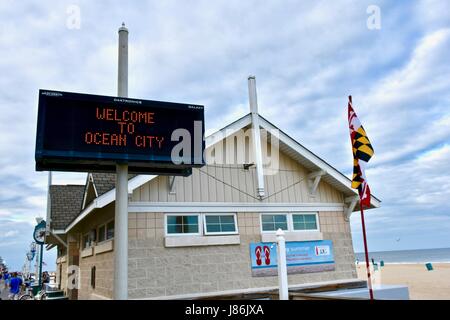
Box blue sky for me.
[0,0,449,271]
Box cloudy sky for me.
[0,0,449,271]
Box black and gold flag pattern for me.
[351,159,364,190]
[352,126,374,163]
[348,96,374,208]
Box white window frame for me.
[291,213,320,233]
[165,214,201,237]
[260,212,320,233]
[203,213,239,236]
[97,224,107,243]
[105,219,115,241]
[82,232,94,249]
[260,213,290,234]
[97,218,114,244]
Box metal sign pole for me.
[38,244,43,288]
[46,172,52,235]
[35,244,40,284]
[276,229,289,300]
[114,23,129,300]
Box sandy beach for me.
[357,263,450,300]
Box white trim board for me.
[64,175,157,233]
[205,114,252,147]
[128,202,345,213]
[81,174,98,210]
[165,235,241,247]
[134,278,362,300]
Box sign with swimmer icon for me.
[249,240,335,277]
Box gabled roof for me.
[49,185,85,230]
[206,113,381,207]
[62,175,156,233]
[258,115,381,205]
[91,173,137,197]
[56,113,380,234]
[81,173,138,210]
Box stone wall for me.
[56,260,68,294]
[127,211,357,299]
[67,203,115,300]
[78,249,114,300]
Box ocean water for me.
[355,247,450,264]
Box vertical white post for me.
[276,228,289,300]
[35,245,40,284]
[114,23,129,300]
[45,172,52,234]
[118,23,128,97]
[248,76,265,199]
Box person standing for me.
[42,271,50,291]
[3,271,10,290]
[0,272,3,299]
[8,272,23,300]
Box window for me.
[82,234,89,249]
[106,221,114,240]
[97,220,114,243]
[58,247,66,258]
[260,213,320,233]
[166,215,199,235]
[82,229,97,249]
[292,214,318,231]
[82,233,95,249]
[165,214,238,236]
[204,214,237,235]
[98,225,106,243]
[261,214,288,232]
[91,266,96,289]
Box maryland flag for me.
[348,96,374,208]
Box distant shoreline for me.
[355,261,450,265]
[355,247,450,255]
[354,247,450,265]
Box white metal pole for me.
[28,256,32,279]
[276,228,289,300]
[248,76,265,199]
[35,245,40,284]
[46,172,52,234]
[114,23,129,300]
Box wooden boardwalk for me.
[191,280,369,300]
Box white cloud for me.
[0,0,449,267]
[1,230,19,238]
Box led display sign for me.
[35,90,205,175]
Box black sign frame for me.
[35,90,205,175]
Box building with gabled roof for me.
[46,85,380,300]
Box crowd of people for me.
[0,270,50,300]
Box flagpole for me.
[359,198,374,300]
[348,95,374,300]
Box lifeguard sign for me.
[35,90,205,175]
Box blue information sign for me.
[249,240,335,277]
